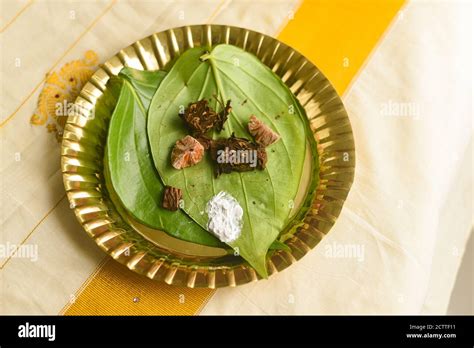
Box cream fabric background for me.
[201,0,473,314]
[1,0,471,315]
[0,0,299,314]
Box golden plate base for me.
[61,25,355,288]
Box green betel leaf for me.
[106,67,223,247]
[118,68,163,110]
[148,45,317,278]
[269,240,291,252]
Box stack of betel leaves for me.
[100,44,319,278]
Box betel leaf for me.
[269,240,291,252]
[148,44,317,277]
[118,68,163,110]
[106,67,223,247]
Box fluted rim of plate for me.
[61,24,355,288]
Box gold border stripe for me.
[274,0,304,36]
[278,0,405,95]
[64,258,215,315]
[63,0,405,316]
[59,257,109,314]
[0,0,117,129]
[342,0,408,98]
[0,0,35,34]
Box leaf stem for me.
[207,53,233,138]
[199,51,212,61]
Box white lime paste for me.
[206,191,243,243]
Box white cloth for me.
[201,0,473,314]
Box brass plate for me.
[61,25,355,288]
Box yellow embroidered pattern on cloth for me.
[30,50,99,139]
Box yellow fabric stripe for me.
[64,0,404,316]
[64,259,214,315]
[278,0,405,95]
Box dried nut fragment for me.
[195,134,213,150]
[248,115,280,147]
[216,99,232,131]
[180,100,215,134]
[162,186,183,211]
[171,135,204,169]
[210,133,267,177]
[180,99,230,135]
[256,146,268,168]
